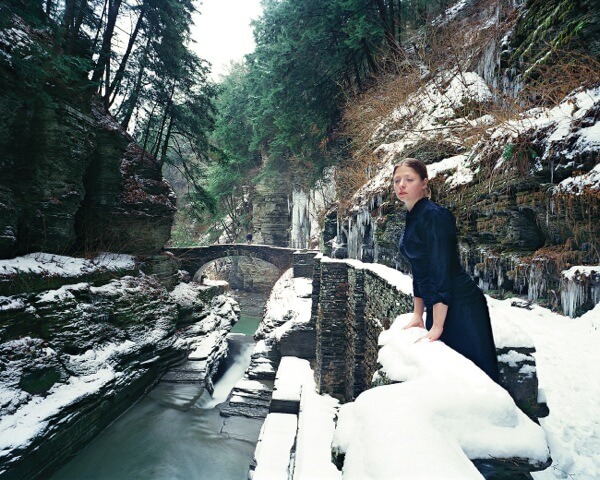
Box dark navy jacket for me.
[399,198,478,307]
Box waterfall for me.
[203,334,254,408]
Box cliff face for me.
[290,0,599,317]
[0,255,238,480]
[0,18,175,259]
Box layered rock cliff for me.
[0,17,175,259]
[287,0,600,317]
[0,254,238,480]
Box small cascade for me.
[49,305,264,480]
[203,334,254,409]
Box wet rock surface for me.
[219,338,277,420]
[0,274,237,480]
[0,20,175,258]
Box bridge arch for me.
[165,244,299,279]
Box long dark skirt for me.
[425,290,499,383]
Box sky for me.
[190,0,263,81]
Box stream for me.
[50,307,263,480]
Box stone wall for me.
[312,255,548,420]
[313,256,413,402]
[314,260,350,400]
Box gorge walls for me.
[0,254,237,480]
[287,0,600,318]
[0,20,175,259]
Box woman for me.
[394,158,499,382]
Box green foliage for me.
[248,0,356,158]
[201,0,457,236]
[1,2,42,29]
[211,62,255,167]
[210,0,381,190]
[3,0,219,246]
[111,0,219,216]
[209,0,451,183]
[0,5,92,113]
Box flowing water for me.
[50,315,262,480]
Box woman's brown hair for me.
[393,158,428,180]
[393,158,431,198]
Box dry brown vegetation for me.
[334,0,516,198]
[334,0,600,207]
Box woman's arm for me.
[422,302,448,341]
[417,207,454,341]
[404,296,425,329]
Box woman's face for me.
[393,165,427,207]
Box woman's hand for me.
[404,314,424,330]
[416,302,447,342]
[418,324,443,342]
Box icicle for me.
[290,189,310,249]
[560,267,599,318]
[528,260,547,303]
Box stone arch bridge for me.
[165,244,316,278]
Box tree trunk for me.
[361,38,378,73]
[66,0,88,53]
[396,0,402,44]
[73,0,88,37]
[151,83,176,159]
[106,2,147,108]
[119,37,150,130]
[159,117,175,167]
[103,50,111,109]
[63,0,76,35]
[352,56,363,91]
[141,102,158,159]
[91,0,123,94]
[91,0,108,54]
[389,0,395,41]
[373,0,396,53]
[45,0,54,19]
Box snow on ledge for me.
[253,413,298,479]
[0,252,136,279]
[0,369,116,455]
[258,269,313,341]
[253,357,340,480]
[333,321,549,479]
[562,265,598,280]
[555,163,600,195]
[320,255,413,296]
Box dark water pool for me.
[50,317,260,480]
